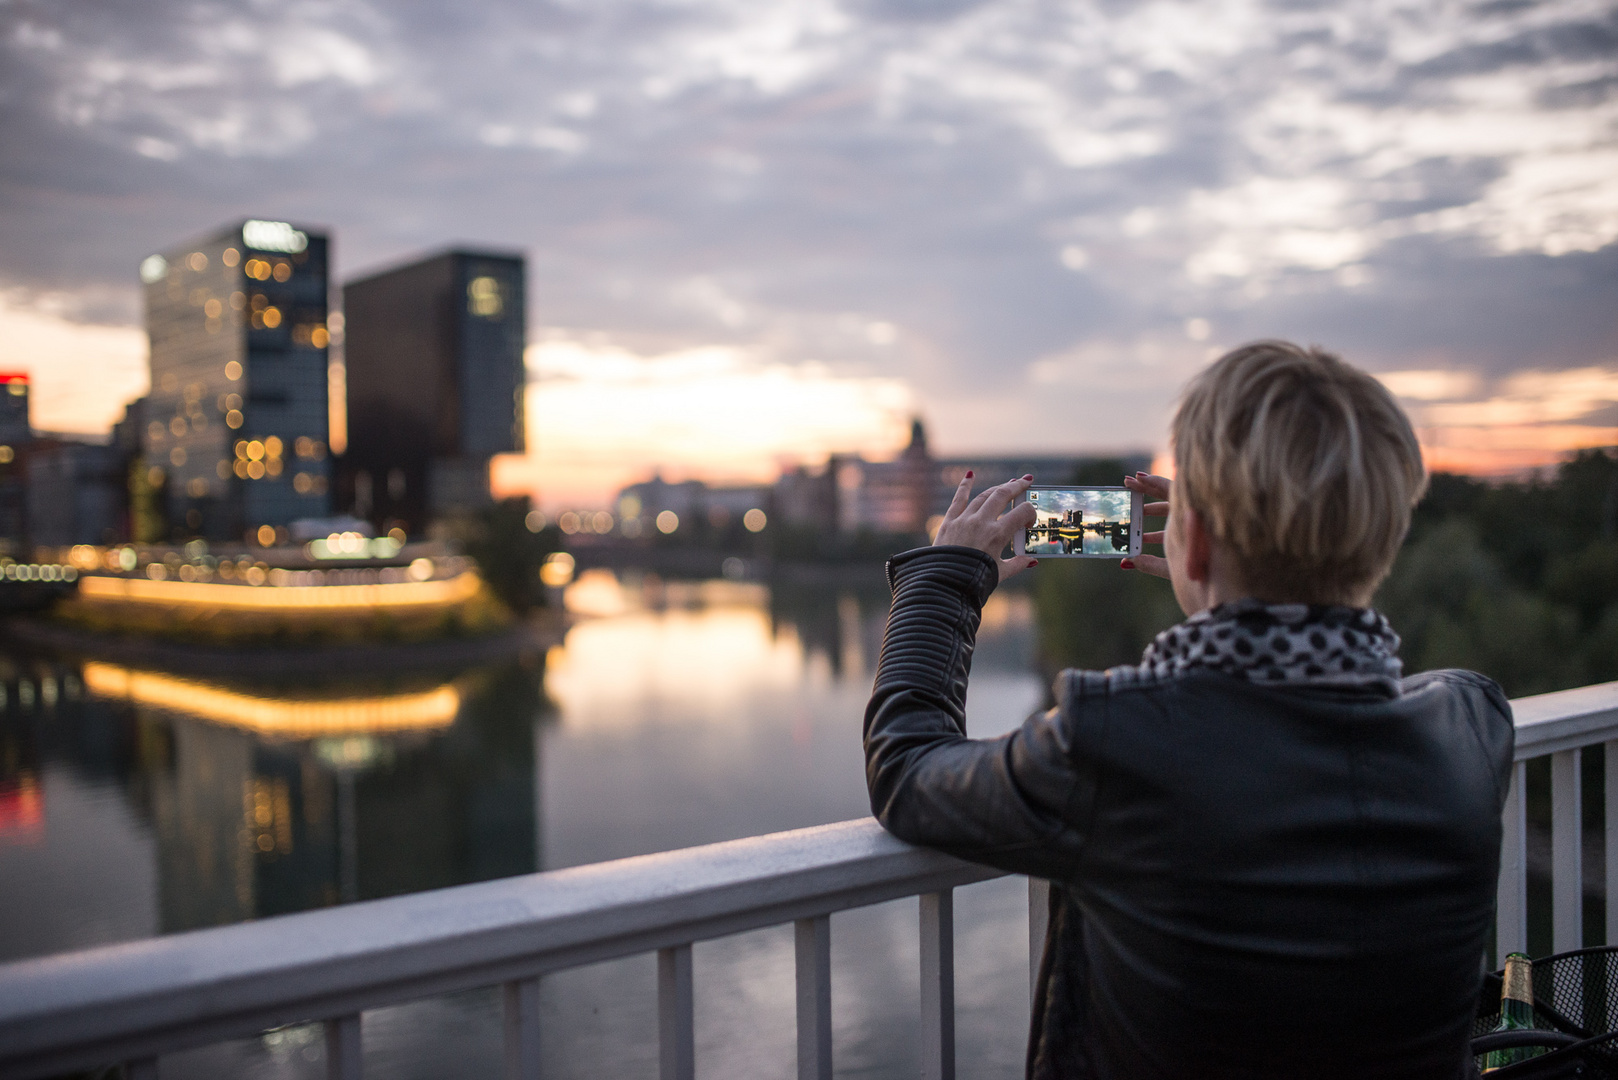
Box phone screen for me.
[1020,486,1143,559]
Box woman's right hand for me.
[1122,471,1172,580]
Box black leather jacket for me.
[864,547,1514,1080]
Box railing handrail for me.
[1510,680,1618,759]
[3,678,1617,1079]
[0,819,997,1079]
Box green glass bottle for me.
[1483,952,1538,1071]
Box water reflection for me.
[0,572,1043,1078]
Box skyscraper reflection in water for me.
[0,657,545,946]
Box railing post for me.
[1553,749,1584,953]
[1608,742,1618,946]
[919,891,955,1080]
[126,1057,159,1080]
[503,977,542,1080]
[658,945,695,1080]
[795,915,832,1080]
[324,1014,362,1080]
[1498,761,1528,965]
[1028,878,1050,1004]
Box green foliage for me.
[1376,449,1618,696]
[1032,559,1182,675]
[1030,449,1618,698]
[463,497,562,614]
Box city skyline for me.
[2,0,1615,507]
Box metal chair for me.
[1472,947,1618,1077]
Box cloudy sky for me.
[2,0,1615,504]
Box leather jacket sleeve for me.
[863,546,1091,879]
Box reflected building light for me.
[82,662,460,737]
[539,551,575,587]
[0,772,43,838]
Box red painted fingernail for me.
[1029,560,1038,566]
[1023,474,1033,480]
[965,470,973,478]
[1120,559,1134,569]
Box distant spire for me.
[908,418,927,453]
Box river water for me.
[0,569,1046,1078]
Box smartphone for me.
[1015,486,1144,559]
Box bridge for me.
[0,679,1615,1080]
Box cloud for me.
[0,0,1614,489]
[1379,365,1618,474]
[0,292,146,435]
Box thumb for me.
[999,555,1038,582]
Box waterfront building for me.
[24,438,126,547]
[342,250,526,536]
[832,420,935,535]
[140,219,334,542]
[0,374,28,550]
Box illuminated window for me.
[266,457,283,477]
[656,510,679,534]
[204,298,222,318]
[226,393,242,410]
[273,262,291,282]
[169,417,187,436]
[222,248,240,267]
[233,460,249,479]
[140,255,167,283]
[265,436,283,458]
[256,524,276,546]
[226,410,244,429]
[468,276,503,317]
[231,292,245,310]
[247,460,266,480]
[246,440,265,461]
[242,220,308,254]
[170,447,187,466]
[743,508,768,532]
[0,446,11,464]
[261,307,282,328]
[186,477,208,497]
[188,252,208,272]
[225,361,243,381]
[311,326,330,348]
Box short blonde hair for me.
[1171,340,1427,604]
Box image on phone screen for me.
[1022,487,1140,558]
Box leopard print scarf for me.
[1138,597,1404,694]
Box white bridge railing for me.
[1,680,1616,1080]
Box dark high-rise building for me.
[342,250,525,534]
[141,220,333,541]
[0,373,28,550]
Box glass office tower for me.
[141,220,332,541]
[342,250,525,535]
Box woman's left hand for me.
[933,473,1040,582]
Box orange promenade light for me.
[75,570,483,612]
